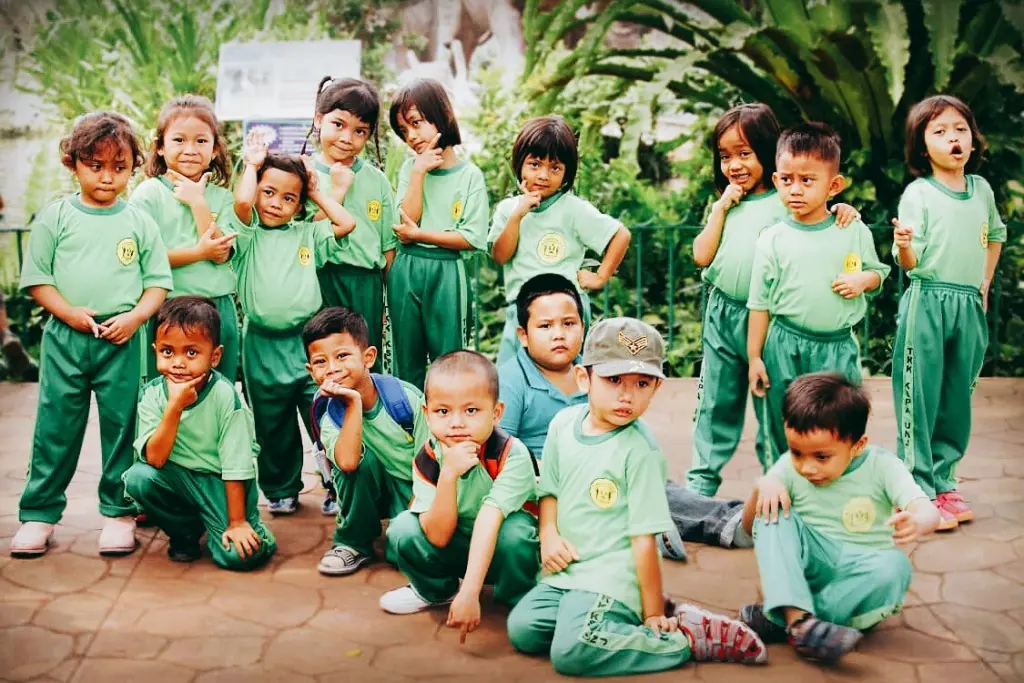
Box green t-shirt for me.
[130,176,236,299]
[488,191,621,304]
[20,195,173,316]
[768,445,927,550]
[133,370,259,480]
[319,379,430,483]
[747,215,890,332]
[229,209,340,329]
[895,175,1007,287]
[537,405,672,619]
[410,435,536,535]
[396,158,489,252]
[309,157,399,270]
[702,189,790,301]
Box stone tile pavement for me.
[0,378,1022,682]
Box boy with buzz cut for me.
[747,122,890,464]
[740,372,940,663]
[302,306,430,576]
[381,351,539,637]
[123,296,276,570]
[507,318,768,677]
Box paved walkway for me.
[1,378,1022,683]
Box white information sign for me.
[215,40,361,121]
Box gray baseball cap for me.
[582,317,666,379]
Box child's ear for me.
[364,346,378,370]
[852,434,869,455]
[574,365,590,393]
[493,400,505,421]
[314,112,323,130]
[210,345,224,369]
[827,174,846,200]
[516,325,528,348]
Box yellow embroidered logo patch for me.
[841,497,876,533]
[116,238,138,265]
[536,232,567,264]
[451,199,463,221]
[298,246,312,267]
[981,222,989,248]
[589,478,619,509]
[618,331,648,356]
[367,200,382,222]
[844,253,862,273]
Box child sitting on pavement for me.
[740,372,940,663]
[124,296,276,570]
[303,306,430,576]
[381,350,540,643]
[507,318,768,677]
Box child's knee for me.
[549,638,587,677]
[875,550,913,592]
[494,512,538,556]
[212,538,276,572]
[507,606,548,654]
[122,462,158,500]
[385,510,423,553]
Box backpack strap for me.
[481,427,540,479]
[372,374,415,440]
[413,441,440,487]
[309,390,348,450]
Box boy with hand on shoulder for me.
[124,296,276,570]
[381,351,539,643]
[303,307,430,576]
[747,123,890,464]
[740,372,940,663]
[507,318,767,677]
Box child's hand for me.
[644,615,678,636]
[197,225,236,264]
[330,163,356,198]
[831,272,872,299]
[715,183,744,212]
[243,130,269,168]
[319,379,362,406]
[66,306,102,337]
[446,590,481,644]
[748,357,770,397]
[393,208,421,245]
[830,203,861,228]
[981,279,991,312]
[222,520,261,559]
[886,510,918,546]
[892,218,913,249]
[167,375,204,411]
[540,531,579,574]
[512,180,542,218]
[577,270,605,291]
[412,133,444,174]
[755,475,791,523]
[167,170,210,206]
[440,441,480,478]
[98,311,143,345]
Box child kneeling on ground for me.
[507,318,768,677]
[740,372,940,663]
[381,350,540,636]
[124,296,276,569]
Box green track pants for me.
[386,245,468,389]
[145,294,240,385]
[318,262,384,373]
[753,512,910,630]
[507,584,692,677]
[241,321,316,501]
[386,509,538,605]
[687,287,764,495]
[892,281,988,499]
[20,318,141,523]
[330,447,413,558]
[755,317,861,464]
[123,460,276,571]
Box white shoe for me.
[98,516,138,556]
[379,585,454,615]
[10,521,54,557]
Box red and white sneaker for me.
[938,491,974,523]
[674,602,768,665]
[933,498,959,531]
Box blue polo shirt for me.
[498,346,587,458]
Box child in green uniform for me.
[305,77,397,372]
[12,112,173,557]
[231,130,357,515]
[302,307,430,575]
[387,79,489,388]
[891,96,1006,530]
[490,116,631,365]
[740,373,940,663]
[747,123,890,465]
[132,95,240,386]
[507,318,768,676]
[381,351,540,631]
[123,296,276,569]
[689,104,862,495]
